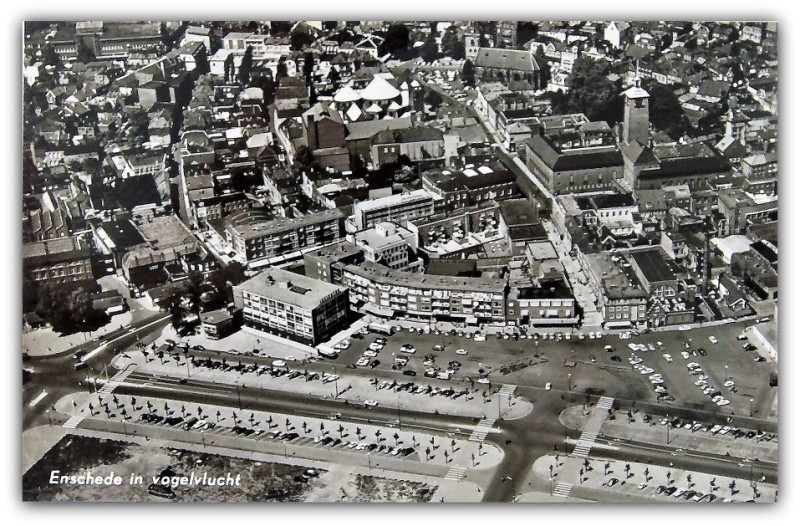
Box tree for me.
[291,30,316,52]
[238,46,253,86]
[382,24,410,57]
[293,144,315,172]
[327,66,341,86]
[565,55,622,125]
[420,25,439,63]
[424,89,443,111]
[642,79,692,140]
[441,28,465,60]
[276,57,288,82]
[40,44,62,68]
[462,59,475,87]
[76,40,95,63]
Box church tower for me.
[622,78,650,146]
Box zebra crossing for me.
[444,465,466,481]
[498,383,517,397]
[97,367,135,396]
[469,418,496,442]
[552,482,573,498]
[596,396,614,410]
[62,415,84,429]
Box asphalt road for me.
[23,298,777,502]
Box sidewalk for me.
[111,350,534,421]
[561,405,778,464]
[23,311,134,358]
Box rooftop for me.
[226,208,345,240]
[23,236,87,263]
[305,241,364,264]
[344,261,507,294]
[629,249,677,284]
[354,189,433,214]
[237,267,347,310]
[500,198,538,227]
[583,252,648,299]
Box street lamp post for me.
[46,409,52,426]
[568,373,572,392]
[750,398,754,417]
[666,414,670,444]
[724,365,729,383]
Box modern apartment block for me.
[225,208,346,265]
[352,189,435,231]
[233,267,350,345]
[340,261,507,323]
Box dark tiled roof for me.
[630,249,676,283]
[474,48,540,72]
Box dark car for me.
[369,360,381,368]
[697,348,707,356]
[664,486,678,496]
[610,355,622,362]
[402,370,417,376]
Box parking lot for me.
[112,345,533,421]
[75,392,504,471]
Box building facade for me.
[233,268,350,345]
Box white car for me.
[474,334,486,342]
[369,343,384,351]
[647,343,656,351]
[545,382,552,391]
[335,340,351,350]
[363,350,378,358]
[694,379,708,386]
[455,349,468,355]
[681,351,691,360]
[364,400,379,407]
[401,346,417,354]
[716,399,730,406]
[639,367,654,375]
[663,354,673,363]
[724,380,736,388]
[709,336,718,344]
[687,362,701,370]
[654,386,667,394]
[650,378,665,384]
[356,357,369,367]
[477,377,490,384]
[629,357,643,365]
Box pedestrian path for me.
[62,415,84,429]
[97,367,135,396]
[469,418,496,442]
[444,465,466,481]
[572,431,598,458]
[596,396,614,411]
[498,384,517,397]
[553,482,573,498]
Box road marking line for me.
[28,390,48,408]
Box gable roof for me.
[474,48,539,72]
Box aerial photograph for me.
[21,20,778,503]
